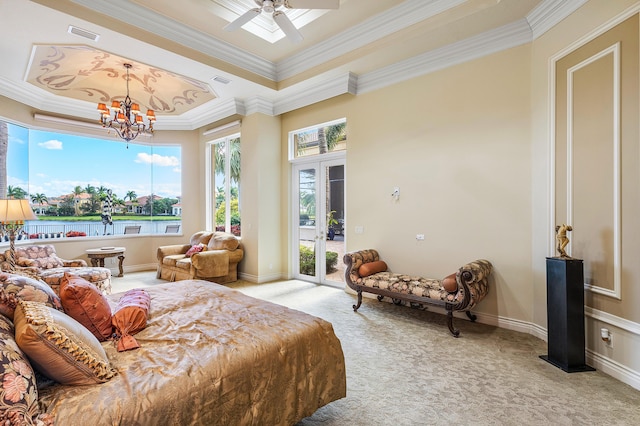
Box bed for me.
[36,280,347,425]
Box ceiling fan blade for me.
[224,8,261,32]
[273,11,303,43]
[285,0,339,9]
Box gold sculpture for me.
[555,224,573,258]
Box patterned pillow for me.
[14,245,64,270]
[185,243,207,258]
[13,300,116,385]
[59,273,113,342]
[0,314,54,426]
[0,274,64,321]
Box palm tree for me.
[214,138,241,184]
[30,193,48,208]
[6,185,27,199]
[0,121,7,199]
[125,190,137,214]
[318,126,327,155]
[84,184,96,195]
[72,185,84,216]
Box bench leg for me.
[466,311,477,322]
[447,311,460,337]
[353,291,363,312]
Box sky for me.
[7,123,181,201]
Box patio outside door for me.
[293,159,345,287]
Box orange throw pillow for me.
[358,260,388,277]
[59,273,113,341]
[112,289,151,352]
[441,273,458,293]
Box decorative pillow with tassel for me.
[112,289,151,352]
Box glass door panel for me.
[293,159,345,286]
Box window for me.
[290,118,346,160]
[206,135,240,236]
[0,119,181,237]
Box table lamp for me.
[0,199,38,272]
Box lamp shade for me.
[0,199,38,222]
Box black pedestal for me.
[540,257,595,373]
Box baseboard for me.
[587,349,640,391]
[121,263,157,274]
[239,271,284,283]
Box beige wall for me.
[531,0,640,379]
[282,44,533,322]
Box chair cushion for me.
[59,273,113,342]
[162,255,185,267]
[189,231,213,246]
[13,300,116,385]
[208,232,239,251]
[14,245,64,269]
[0,273,64,321]
[175,258,192,271]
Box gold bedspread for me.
[38,280,346,425]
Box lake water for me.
[22,220,181,237]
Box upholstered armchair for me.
[3,244,112,295]
[157,231,243,283]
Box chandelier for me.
[97,63,156,143]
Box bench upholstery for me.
[343,249,492,337]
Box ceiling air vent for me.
[212,75,231,85]
[68,25,100,42]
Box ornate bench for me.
[343,249,492,337]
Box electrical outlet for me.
[416,234,425,241]
[606,332,613,348]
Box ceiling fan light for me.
[263,1,275,13]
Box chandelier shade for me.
[98,63,155,143]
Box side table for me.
[86,247,126,277]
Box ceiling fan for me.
[224,0,340,43]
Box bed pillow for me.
[441,272,458,293]
[112,289,151,352]
[358,260,388,277]
[0,313,54,426]
[185,243,207,258]
[59,273,113,341]
[13,300,116,385]
[0,273,64,320]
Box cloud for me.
[38,140,63,150]
[135,153,180,167]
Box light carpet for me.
[112,272,640,426]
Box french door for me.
[293,157,345,286]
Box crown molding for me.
[276,0,466,81]
[69,0,277,81]
[244,96,275,116]
[158,98,246,130]
[526,0,589,40]
[357,18,532,95]
[272,72,357,115]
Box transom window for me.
[289,118,346,160]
